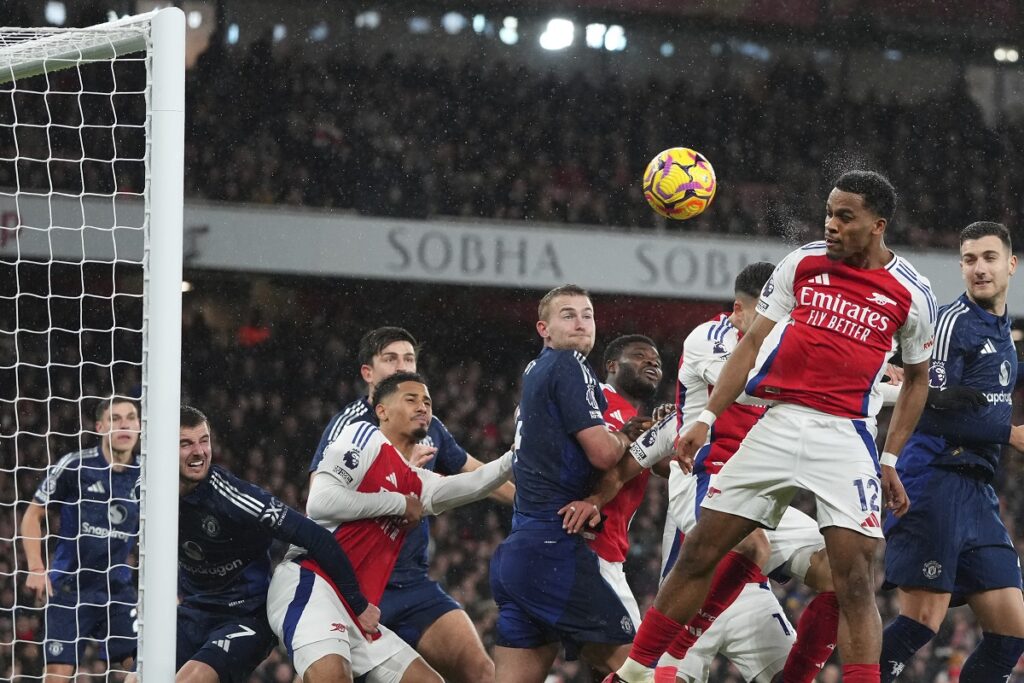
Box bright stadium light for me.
[585,23,606,49]
[309,21,329,42]
[1008,49,1020,62]
[181,281,194,293]
[660,41,674,57]
[44,1,67,25]
[499,16,518,45]
[604,24,626,51]
[187,10,202,28]
[995,47,1007,61]
[355,11,381,30]
[539,18,574,51]
[473,14,486,33]
[442,12,467,35]
[272,23,287,42]
[226,23,239,44]
[408,17,431,34]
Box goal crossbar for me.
[0,12,158,85]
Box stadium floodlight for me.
[539,18,574,51]
[442,12,467,35]
[995,47,1008,61]
[355,11,381,30]
[499,17,519,45]
[586,23,606,49]
[187,10,202,29]
[604,24,626,51]
[1008,49,1020,63]
[45,1,67,26]
[0,8,184,681]
[660,41,675,57]
[227,22,239,44]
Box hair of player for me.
[603,334,657,367]
[960,221,1012,252]
[94,395,140,422]
[834,170,898,222]
[180,404,209,429]
[357,327,419,367]
[734,262,776,299]
[538,284,591,321]
[372,371,428,409]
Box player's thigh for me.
[175,659,221,683]
[381,579,463,649]
[764,505,825,584]
[578,641,631,674]
[415,609,494,683]
[493,644,559,683]
[302,653,353,683]
[673,508,761,578]
[799,417,884,539]
[184,613,276,683]
[43,663,75,682]
[895,588,952,633]
[364,647,436,683]
[699,411,801,530]
[967,587,1024,637]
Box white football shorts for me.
[598,557,642,631]
[700,403,884,539]
[266,561,418,682]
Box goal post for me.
[0,8,184,681]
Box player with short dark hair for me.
[490,285,650,683]
[175,405,376,683]
[270,373,513,683]
[608,170,936,683]
[881,221,1024,682]
[20,396,141,682]
[310,327,513,683]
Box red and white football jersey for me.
[590,385,651,563]
[677,313,767,475]
[749,243,935,419]
[300,422,424,604]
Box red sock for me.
[782,591,839,682]
[628,607,686,668]
[664,551,762,659]
[842,663,880,682]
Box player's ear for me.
[1009,253,1018,276]
[375,402,387,423]
[536,319,549,340]
[873,217,887,235]
[360,364,374,384]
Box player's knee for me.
[803,547,834,593]
[303,654,352,683]
[733,529,771,569]
[454,648,495,683]
[399,657,444,683]
[831,563,874,606]
[676,531,728,579]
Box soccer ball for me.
[642,147,717,220]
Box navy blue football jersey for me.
[901,294,1017,476]
[310,397,468,584]
[511,348,607,526]
[34,447,140,597]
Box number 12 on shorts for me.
[853,478,880,513]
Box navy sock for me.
[880,615,935,682]
[959,632,1024,683]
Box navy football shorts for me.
[176,604,276,683]
[490,529,634,660]
[44,584,137,666]
[884,465,1022,595]
[380,577,462,648]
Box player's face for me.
[961,235,1017,310]
[97,401,140,456]
[363,341,417,393]
[824,189,884,262]
[733,293,760,333]
[537,295,596,355]
[610,343,662,400]
[179,423,213,484]
[380,381,432,441]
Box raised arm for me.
[418,450,514,515]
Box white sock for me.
[617,657,656,682]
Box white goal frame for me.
[1,8,184,681]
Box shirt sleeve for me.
[417,451,514,515]
[551,353,607,435]
[430,418,469,474]
[755,248,800,322]
[629,412,677,469]
[896,278,937,366]
[33,457,74,505]
[682,325,730,387]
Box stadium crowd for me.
[4,280,1024,681]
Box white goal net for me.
[0,10,183,681]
